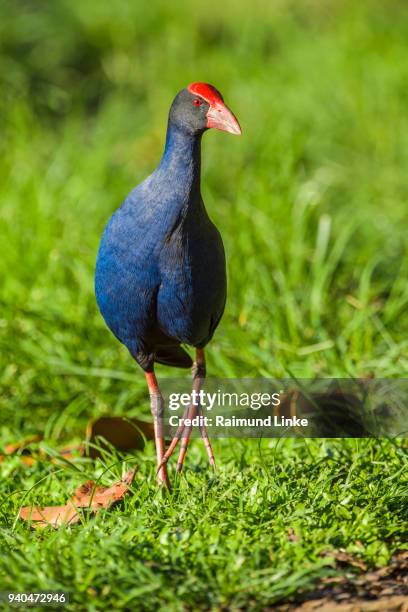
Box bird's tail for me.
[155,345,193,369]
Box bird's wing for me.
[95,198,164,362]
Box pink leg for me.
[145,372,170,488]
[156,403,192,472]
[176,349,216,472]
[195,350,216,469]
[156,349,217,474]
[175,404,197,473]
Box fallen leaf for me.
[278,551,408,611]
[86,417,154,458]
[0,453,37,467]
[278,390,367,437]
[19,504,81,528]
[20,456,38,467]
[19,468,136,529]
[331,550,368,571]
[2,417,154,469]
[49,444,84,464]
[0,435,42,467]
[72,470,136,508]
[4,435,42,455]
[320,549,368,571]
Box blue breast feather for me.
[95,124,226,367]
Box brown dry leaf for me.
[332,550,368,572]
[321,549,368,571]
[277,390,367,437]
[281,594,408,611]
[1,441,83,468]
[0,435,42,467]
[86,417,154,458]
[4,435,42,455]
[72,470,136,508]
[49,444,84,464]
[275,551,408,611]
[19,504,81,529]
[2,417,154,468]
[19,468,136,530]
[20,456,38,467]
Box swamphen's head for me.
[169,82,241,136]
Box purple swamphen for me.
[95,83,241,486]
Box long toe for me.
[198,412,216,469]
[175,424,194,473]
[157,403,194,473]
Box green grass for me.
[1,440,407,610]
[0,0,407,609]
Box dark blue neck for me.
[157,122,202,197]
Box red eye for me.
[193,98,202,107]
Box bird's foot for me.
[197,406,216,470]
[157,459,170,488]
[156,404,193,474]
[157,405,216,475]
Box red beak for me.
[207,101,242,135]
